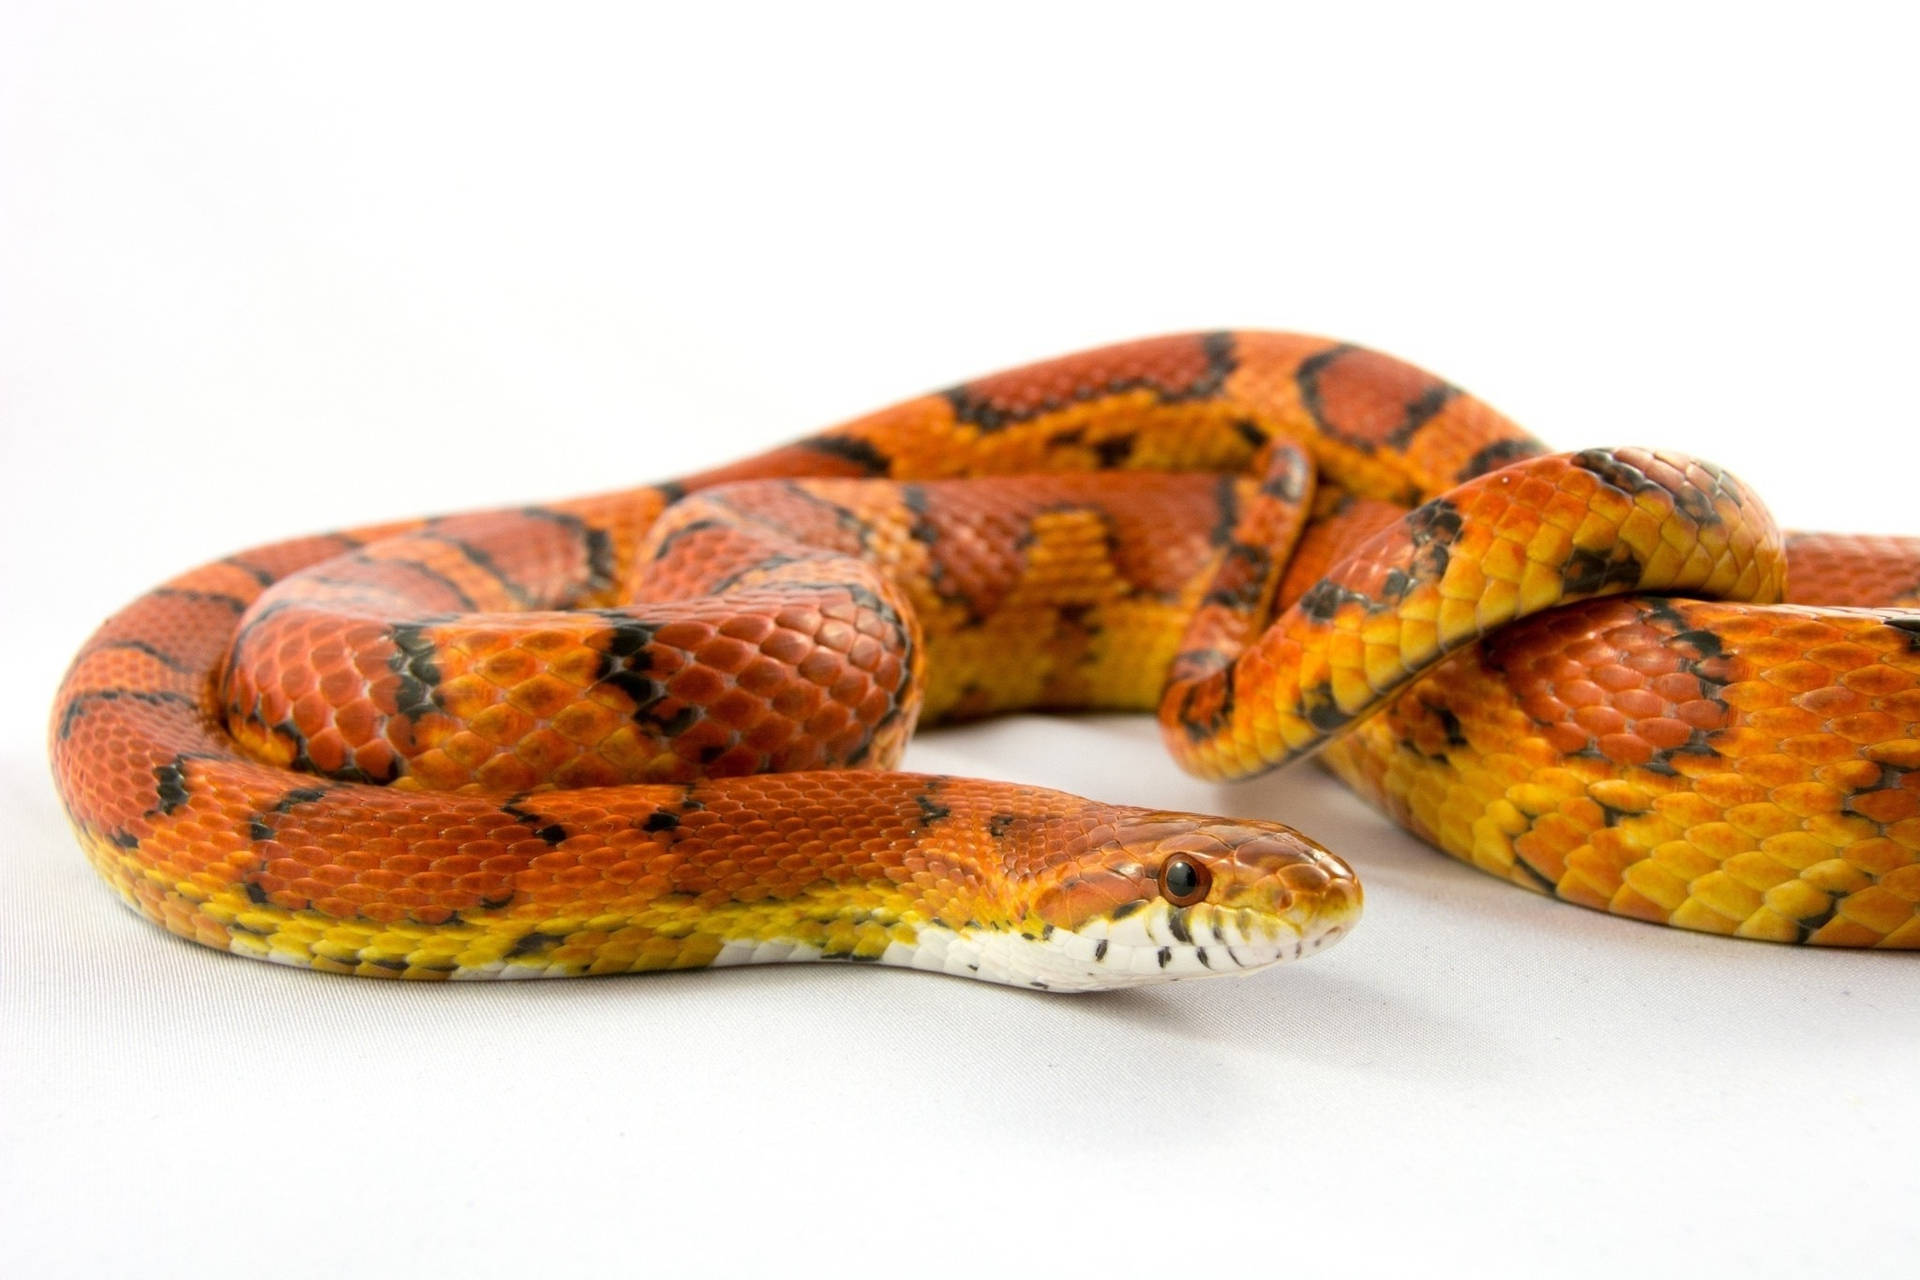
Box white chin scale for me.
[869,898,1346,993]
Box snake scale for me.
[49,332,1920,988]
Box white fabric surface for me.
[3,4,1916,1277]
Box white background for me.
[4,3,1917,1277]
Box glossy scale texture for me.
[48,332,1920,984]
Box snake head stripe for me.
[983,813,1362,991]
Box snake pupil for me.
[1161,854,1209,905]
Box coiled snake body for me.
[49,333,1920,987]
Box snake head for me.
[1011,812,1363,990]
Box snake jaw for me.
[963,814,1363,991]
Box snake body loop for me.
[49,332,1920,985]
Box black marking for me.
[987,813,1017,839]
[1232,418,1268,448]
[592,616,667,715]
[1156,946,1173,968]
[642,810,680,833]
[1201,543,1275,611]
[803,434,893,476]
[1293,345,1356,443]
[1595,800,1641,828]
[1170,647,1234,680]
[1672,627,1726,660]
[273,787,329,813]
[1056,602,1099,634]
[1093,435,1135,467]
[1571,449,1661,501]
[1792,900,1840,943]
[151,587,249,613]
[92,639,195,674]
[244,881,272,905]
[153,758,194,815]
[1167,911,1192,944]
[915,790,952,826]
[1208,473,1241,548]
[1111,899,1144,920]
[352,551,479,611]
[265,712,382,782]
[1304,695,1354,734]
[1195,947,1211,969]
[772,480,877,550]
[520,506,620,599]
[220,556,278,587]
[1176,661,1239,745]
[1393,379,1459,447]
[248,818,274,842]
[507,931,569,959]
[1884,616,1920,650]
[1562,546,1645,596]
[1406,497,1465,547]
[942,331,1238,434]
[647,516,729,563]
[421,533,536,607]
[1196,331,1239,394]
[1434,705,1468,749]
[649,704,701,738]
[387,623,444,720]
[1511,855,1560,894]
[1457,437,1547,481]
[708,552,806,594]
[501,797,558,842]
[1258,451,1310,504]
[1093,940,1109,962]
[1297,579,1370,623]
[109,830,140,849]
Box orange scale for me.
[1592,664,1643,693]
[1675,699,1729,730]
[1615,689,1668,720]
[1831,711,1903,744]
[455,868,514,895]
[1622,646,1684,676]
[521,629,584,656]
[1566,638,1617,667]
[1572,705,1628,736]
[1637,717,1696,751]
[1842,664,1916,698]
[1798,684,1868,717]
[1851,789,1920,825]
[1560,680,1606,710]
[1597,734,1655,767]
[1736,753,1813,787]
[796,652,842,686]
[288,874,332,900]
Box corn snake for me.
[48,331,1920,988]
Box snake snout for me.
[1147,818,1363,947]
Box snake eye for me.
[1159,853,1211,906]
